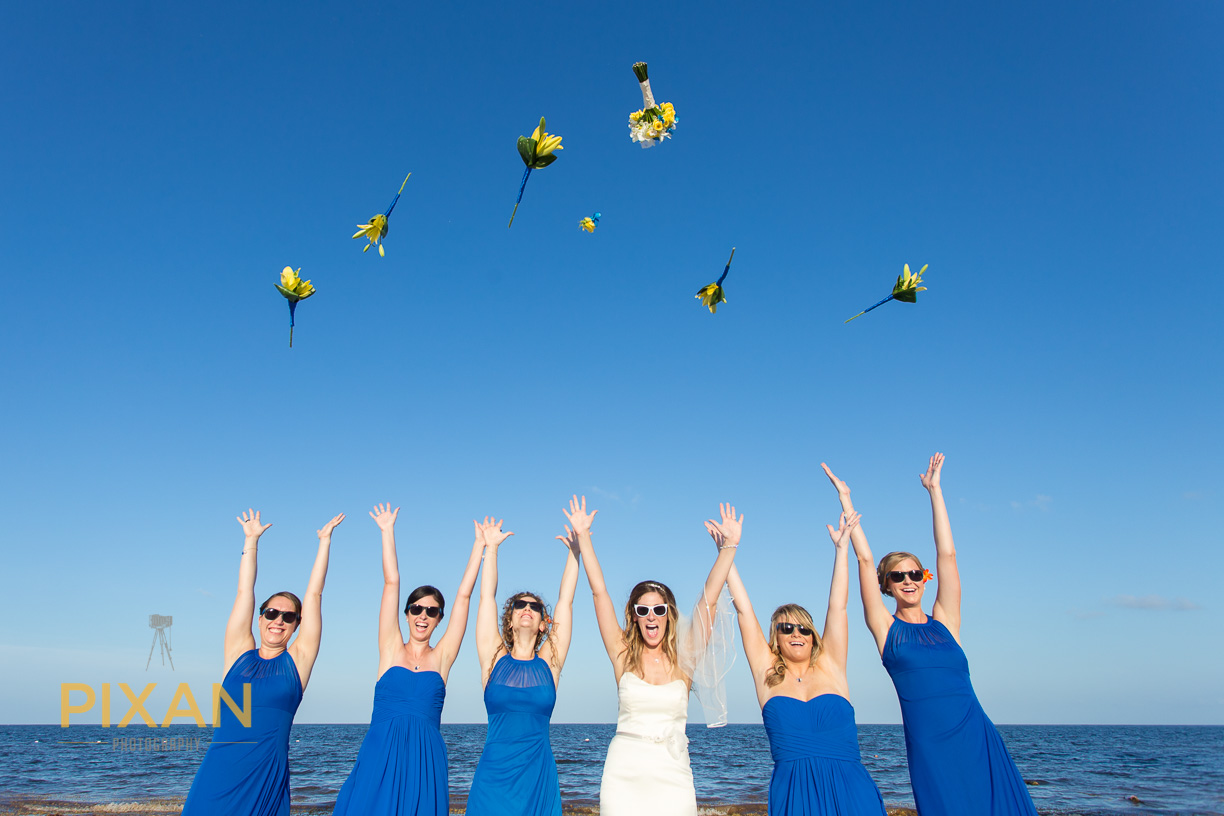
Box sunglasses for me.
[776,622,814,637]
[407,604,441,618]
[887,570,925,584]
[634,604,669,618]
[513,599,545,613]
[261,608,299,625]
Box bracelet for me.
[718,543,738,550]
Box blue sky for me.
[1,1,1220,727]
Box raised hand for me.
[920,453,945,491]
[826,511,861,549]
[369,503,399,531]
[555,525,581,554]
[317,513,345,539]
[821,463,852,499]
[236,509,272,538]
[561,495,598,536]
[704,502,744,549]
[477,517,514,549]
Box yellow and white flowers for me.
[629,63,677,148]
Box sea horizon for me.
[3,723,1221,816]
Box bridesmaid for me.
[721,511,885,816]
[571,497,739,816]
[824,455,1038,816]
[331,505,487,815]
[183,509,343,816]
[465,511,581,816]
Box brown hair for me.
[764,604,822,688]
[620,580,681,679]
[260,591,302,617]
[405,585,445,618]
[489,591,557,674]
[876,552,925,597]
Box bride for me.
[563,496,739,816]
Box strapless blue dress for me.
[182,649,303,816]
[465,655,561,816]
[332,667,448,816]
[762,695,886,815]
[883,617,1038,815]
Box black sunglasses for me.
[776,622,813,637]
[513,599,545,613]
[261,608,299,624]
[887,570,925,584]
[634,604,669,618]
[407,604,441,618]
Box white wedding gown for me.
[599,672,696,816]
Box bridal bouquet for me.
[628,62,677,148]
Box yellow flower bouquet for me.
[274,266,316,347]
[695,248,736,314]
[845,264,929,323]
[352,174,411,257]
[629,62,677,148]
[508,117,563,227]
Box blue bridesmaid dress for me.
[762,695,886,816]
[332,668,448,816]
[465,655,561,816]
[883,617,1038,815]
[182,649,303,816]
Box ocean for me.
[0,723,1221,815]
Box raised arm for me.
[820,511,860,673]
[542,523,582,685]
[922,453,961,636]
[563,496,625,674]
[724,564,773,694]
[370,504,404,668]
[698,503,742,640]
[290,512,345,689]
[474,518,513,685]
[434,523,487,676]
[224,509,270,672]
[822,464,893,654]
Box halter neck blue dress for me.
[182,649,303,816]
[332,667,448,816]
[761,694,886,816]
[883,616,1038,815]
[465,655,561,816]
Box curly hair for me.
[489,591,557,675]
[876,551,925,597]
[764,604,822,688]
[620,580,681,679]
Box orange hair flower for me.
[923,569,934,583]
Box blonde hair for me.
[620,581,681,679]
[489,591,556,675]
[876,551,925,597]
[764,604,822,688]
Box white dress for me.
[599,673,696,816]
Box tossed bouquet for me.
[628,62,676,148]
